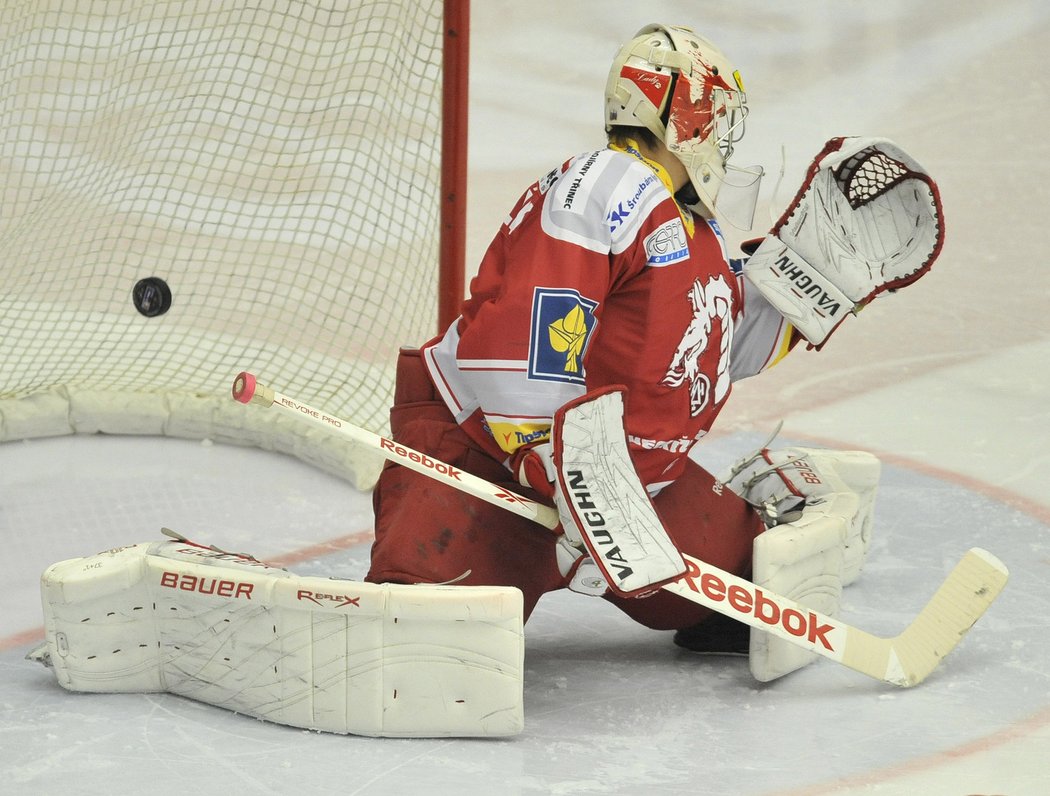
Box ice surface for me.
[3,1,1049,794]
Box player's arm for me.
[727,266,801,381]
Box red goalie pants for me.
[366,349,764,629]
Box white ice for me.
[3,1,1050,794]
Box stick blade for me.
[884,547,1009,687]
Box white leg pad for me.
[724,446,880,585]
[748,492,856,682]
[31,540,525,737]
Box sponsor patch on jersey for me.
[488,420,552,455]
[561,151,602,212]
[538,165,562,195]
[607,173,659,233]
[643,217,690,266]
[528,288,598,384]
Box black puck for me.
[132,277,172,317]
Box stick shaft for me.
[233,372,558,530]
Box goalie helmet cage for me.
[0,0,469,488]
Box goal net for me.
[0,0,465,488]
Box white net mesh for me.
[0,0,449,487]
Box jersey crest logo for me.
[529,288,598,384]
[662,276,734,416]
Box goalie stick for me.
[231,372,558,530]
[232,372,1008,687]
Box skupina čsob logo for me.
[528,287,598,384]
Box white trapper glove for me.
[742,137,944,348]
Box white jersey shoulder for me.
[541,149,671,255]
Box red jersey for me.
[424,143,792,493]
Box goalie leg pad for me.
[724,445,881,585]
[748,492,857,682]
[30,540,525,737]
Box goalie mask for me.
[604,24,763,229]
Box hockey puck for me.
[132,277,172,317]
[232,372,257,404]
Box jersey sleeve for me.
[727,267,798,382]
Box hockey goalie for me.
[31,22,944,735]
[372,24,940,668]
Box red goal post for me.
[0,0,470,488]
